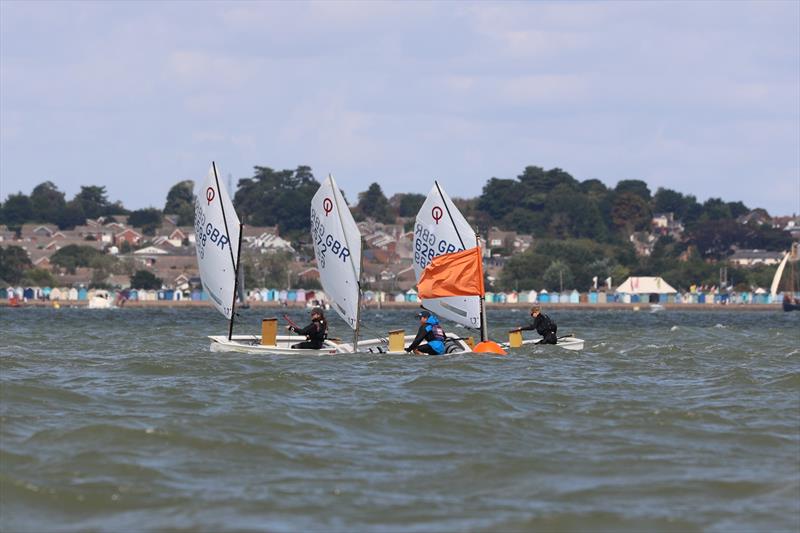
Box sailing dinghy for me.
[771,244,800,312]
[414,181,584,352]
[310,175,472,354]
[197,163,343,354]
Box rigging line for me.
[434,179,466,249]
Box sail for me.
[194,162,241,319]
[310,175,361,330]
[770,251,790,297]
[413,181,482,329]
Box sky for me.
[1,0,799,215]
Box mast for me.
[477,232,487,342]
[227,223,244,340]
[211,161,239,340]
[353,236,364,352]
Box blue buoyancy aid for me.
[424,315,446,354]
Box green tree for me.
[653,187,687,216]
[0,246,32,284]
[542,260,574,292]
[50,244,105,274]
[128,208,163,235]
[1,193,33,228]
[517,166,579,195]
[392,193,426,217]
[130,270,163,290]
[356,183,393,223]
[73,186,114,219]
[580,178,609,200]
[164,180,195,226]
[689,219,791,259]
[30,181,67,224]
[543,185,607,241]
[234,165,319,235]
[476,178,521,228]
[55,200,86,230]
[615,179,651,202]
[21,268,56,287]
[497,250,551,290]
[726,201,749,219]
[700,198,732,221]
[610,192,652,232]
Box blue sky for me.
[1,1,798,215]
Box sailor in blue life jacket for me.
[405,310,447,355]
[512,305,558,344]
[287,307,328,349]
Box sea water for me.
[1,307,798,532]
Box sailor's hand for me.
[286,325,293,331]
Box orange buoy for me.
[473,340,507,355]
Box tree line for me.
[0,164,793,291]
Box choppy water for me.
[1,307,798,532]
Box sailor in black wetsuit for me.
[288,307,328,349]
[514,305,558,344]
[405,310,447,355]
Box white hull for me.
[208,333,473,355]
[499,336,585,352]
[209,333,584,354]
[88,295,114,309]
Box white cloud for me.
[1,0,797,214]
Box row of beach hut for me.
[1,286,788,306]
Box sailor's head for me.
[311,307,324,319]
[530,306,541,317]
[416,310,431,322]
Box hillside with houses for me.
[1,165,798,300]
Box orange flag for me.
[417,246,485,299]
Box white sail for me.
[310,175,361,330]
[413,181,482,329]
[194,162,241,319]
[770,250,790,297]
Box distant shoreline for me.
[1,300,783,312]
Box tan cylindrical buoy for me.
[261,318,277,346]
[388,329,405,352]
[508,330,522,348]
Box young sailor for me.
[405,310,447,355]
[287,307,328,349]
[513,305,558,344]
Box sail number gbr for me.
[194,203,231,260]
[414,223,462,269]
[311,207,351,268]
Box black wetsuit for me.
[520,313,558,344]
[290,319,327,349]
[405,321,446,355]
